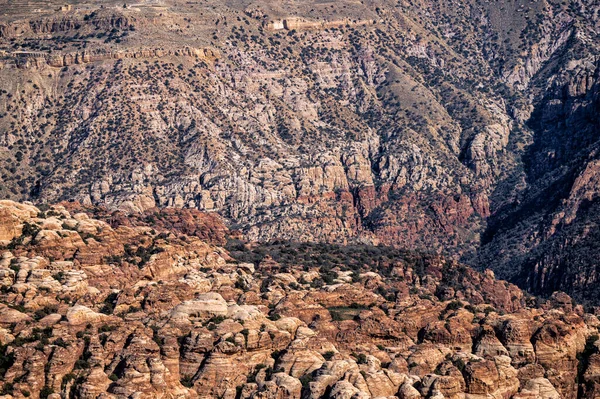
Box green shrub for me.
[0,344,15,377]
[39,386,54,399]
[0,382,14,395]
[269,313,281,321]
[180,375,193,388]
[299,373,314,388]
[355,353,367,364]
[99,324,117,333]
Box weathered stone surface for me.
[169,293,228,322]
[0,203,597,398]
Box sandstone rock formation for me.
[0,200,598,398]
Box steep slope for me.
[476,53,600,304]
[1,200,600,399]
[0,0,540,256]
[2,0,600,304]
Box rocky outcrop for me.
[267,18,376,31]
[502,21,575,90]
[0,201,598,398]
[0,200,39,242]
[0,9,136,39]
[10,46,218,69]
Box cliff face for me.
[0,9,136,39]
[1,199,600,399]
[476,56,600,303]
[8,47,218,69]
[2,0,600,304]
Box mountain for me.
[1,199,600,399]
[3,0,600,394]
[0,1,599,308]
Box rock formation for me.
[0,200,598,398]
[1,0,600,378]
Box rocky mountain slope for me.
[1,199,600,399]
[475,52,600,305]
[1,0,600,301]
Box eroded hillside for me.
[0,0,572,250]
[1,1,600,302]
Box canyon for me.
[1,0,600,396]
[1,1,599,301]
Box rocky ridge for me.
[0,0,523,257]
[2,47,218,69]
